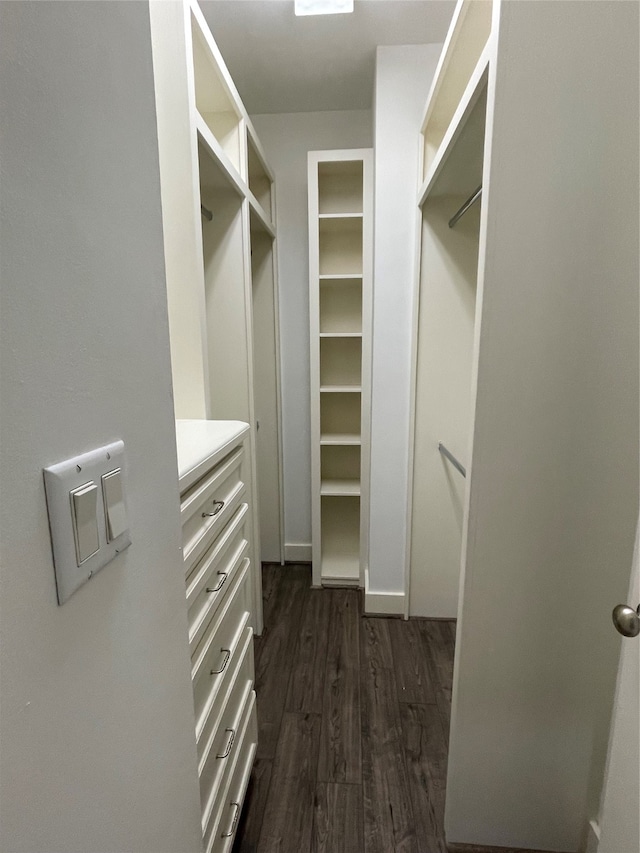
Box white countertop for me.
[175,419,249,491]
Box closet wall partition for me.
[408,0,639,848]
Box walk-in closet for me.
[1,2,639,853]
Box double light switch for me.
[44,441,131,605]
[69,468,127,565]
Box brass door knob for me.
[612,603,640,638]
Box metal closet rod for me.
[438,442,466,478]
[448,185,482,229]
[201,204,213,222]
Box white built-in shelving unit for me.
[150,0,285,584]
[408,0,491,621]
[149,3,287,847]
[407,0,639,849]
[308,151,373,588]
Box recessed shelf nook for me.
[310,149,372,589]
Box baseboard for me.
[364,568,406,615]
[447,843,565,853]
[584,819,600,853]
[284,542,312,562]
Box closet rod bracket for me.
[448,186,482,229]
[438,442,467,478]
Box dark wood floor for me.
[232,563,456,853]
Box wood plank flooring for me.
[233,563,455,853]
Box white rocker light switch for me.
[70,482,99,564]
[102,469,128,541]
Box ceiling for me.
[199,0,455,114]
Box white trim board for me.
[284,542,312,562]
[584,819,600,853]
[364,568,406,616]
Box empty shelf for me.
[319,274,363,281]
[320,556,360,586]
[320,433,361,445]
[320,385,362,393]
[321,479,361,496]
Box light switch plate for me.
[44,441,131,604]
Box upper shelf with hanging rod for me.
[449,186,482,228]
[418,60,488,209]
[419,0,493,182]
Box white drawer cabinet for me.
[176,420,258,852]
[205,691,258,853]
[192,564,252,742]
[181,447,245,578]
[186,505,249,656]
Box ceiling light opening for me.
[295,0,354,16]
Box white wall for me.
[368,45,441,600]
[250,110,372,560]
[0,4,203,851]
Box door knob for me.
[612,603,640,638]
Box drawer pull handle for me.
[210,648,231,675]
[202,500,224,518]
[216,727,235,759]
[206,572,227,594]
[221,802,240,838]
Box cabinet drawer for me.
[186,503,249,657]
[198,628,254,817]
[204,690,257,853]
[192,560,252,741]
[181,447,245,577]
[196,619,255,769]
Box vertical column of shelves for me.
[309,152,372,588]
[419,0,493,190]
[152,0,284,628]
[190,7,245,180]
[247,132,274,227]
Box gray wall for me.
[0,3,202,850]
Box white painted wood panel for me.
[445,2,639,848]
[597,520,640,853]
[409,197,480,617]
[250,228,284,563]
[368,45,441,610]
[150,0,210,419]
